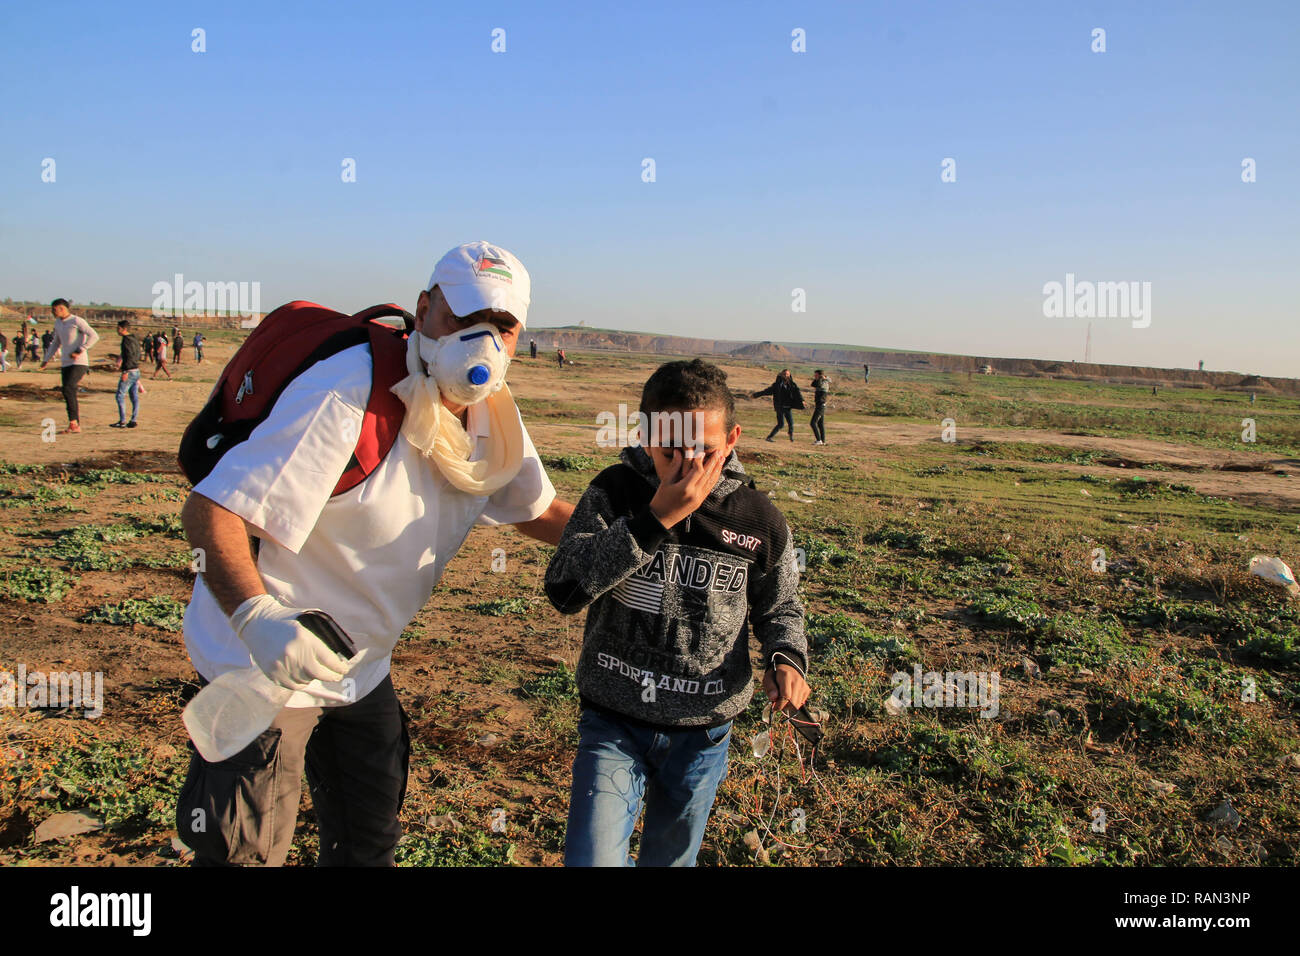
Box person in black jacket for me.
[111,319,143,427]
[752,369,803,442]
[809,370,829,445]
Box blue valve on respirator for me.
[468,364,491,385]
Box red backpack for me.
[178,301,414,496]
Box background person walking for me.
[809,369,829,445]
[111,318,142,428]
[752,368,803,442]
[40,298,100,434]
[152,332,172,379]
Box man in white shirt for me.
[39,298,101,434]
[176,241,573,866]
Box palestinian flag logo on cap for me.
[475,254,512,283]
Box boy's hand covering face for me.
[645,407,739,529]
[649,447,728,530]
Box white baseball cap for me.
[426,241,531,330]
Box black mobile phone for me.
[785,702,825,747]
[296,610,357,660]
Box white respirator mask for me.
[416,322,511,406]
[390,320,525,496]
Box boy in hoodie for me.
[545,359,810,866]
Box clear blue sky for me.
[3,0,1297,376]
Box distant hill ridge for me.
[525,327,1299,395]
[4,304,1291,394]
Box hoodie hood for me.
[619,444,751,501]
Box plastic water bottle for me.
[182,666,293,763]
[183,610,362,762]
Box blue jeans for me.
[116,369,140,422]
[565,707,732,867]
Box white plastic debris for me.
[751,729,771,758]
[742,829,770,863]
[424,813,463,831]
[1249,555,1297,589]
[883,694,908,717]
[1204,800,1241,830]
[170,836,195,862]
[35,811,103,843]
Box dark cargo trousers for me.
[176,675,410,866]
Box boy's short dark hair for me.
[640,359,736,431]
[118,319,131,330]
[51,298,70,309]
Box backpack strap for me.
[355,303,416,333]
[332,317,411,496]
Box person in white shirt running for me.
[175,241,574,866]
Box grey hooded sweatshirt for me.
[544,445,808,728]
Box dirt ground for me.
[1,343,1296,866]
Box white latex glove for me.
[229,594,350,691]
